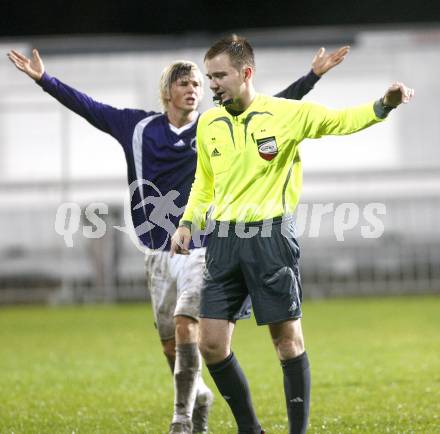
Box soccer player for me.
[171,35,414,434]
[8,44,349,434]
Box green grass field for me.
[0,296,439,433]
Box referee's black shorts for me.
[199,216,302,325]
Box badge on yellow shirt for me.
[256,136,278,161]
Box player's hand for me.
[7,48,45,81]
[170,226,191,256]
[383,82,415,107]
[312,45,350,76]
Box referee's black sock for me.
[207,352,262,434]
[281,352,311,434]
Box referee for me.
[171,35,414,434]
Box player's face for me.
[168,71,203,113]
[205,53,246,105]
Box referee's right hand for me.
[170,226,191,256]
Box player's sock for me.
[172,343,200,424]
[192,373,214,432]
[207,352,262,434]
[195,374,213,408]
[168,352,212,410]
[281,352,311,434]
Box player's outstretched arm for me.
[8,47,148,143]
[311,45,350,77]
[301,81,415,139]
[274,45,349,100]
[7,49,45,81]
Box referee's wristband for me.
[374,98,395,119]
[178,220,192,231]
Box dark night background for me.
[1,0,440,37]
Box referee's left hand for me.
[383,82,415,107]
[170,226,191,256]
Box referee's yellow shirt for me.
[182,94,385,227]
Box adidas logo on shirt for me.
[211,147,221,157]
[173,139,186,147]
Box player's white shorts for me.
[145,247,206,341]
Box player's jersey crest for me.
[256,136,278,161]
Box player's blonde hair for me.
[159,60,204,110]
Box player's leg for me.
[198,317,234,364]
[170,315,200,432]
[160,330,216,433]
[269,319,310,434]
[241,218,310,434]
[198,224,263,434]
[145,249,178,356]
[174,315,213,434]
[171,249,214,434]
[200,318,262,434]
[269,318,304,359]
[145,251,185,431]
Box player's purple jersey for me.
[37,70,319,250]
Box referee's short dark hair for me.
[204,34,255,70]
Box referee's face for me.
[205,53,246,106]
